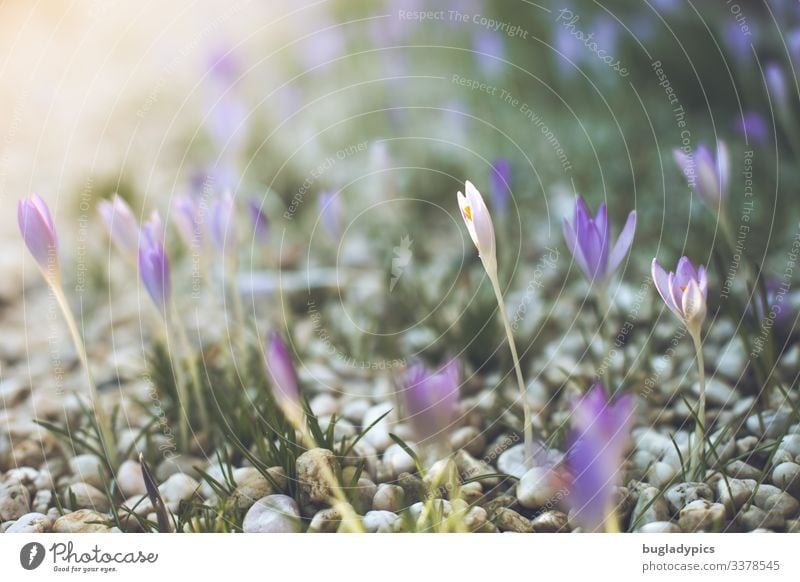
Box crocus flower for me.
[172,195,207,251]
[265,331,302,422]
[489,158,511,217]
[766,63,788,113]
[457,180,497,274]
[473,28,505,77]
[210,191,238,259]
[734,112,769,145]
[401,359,460,446]
[673,142,729,213]
[139,212,171,316]
[318,190,343,242]
[247,197,269,243]
[651,257,708,337]
[567,383,635,532]
[18,194,59,281]
[97,194,140,260]
[562,197,636,287]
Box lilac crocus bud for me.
[318,190,343,242]
[734,112,769,145]
[562,196,636,287]
[210,191,238,259]
[673,142,729,213]
[265,331,302,422]
[489,158,511,217]
[97,194,140,259]
[18,194,59,282]
[651,257,708,337]
[401,359,460,447]
[566,383,635,532]
[139,212,171,316]
[457,180,497,274]
[247,197,269,243]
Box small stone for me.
[665,482,714,513]
[464,506,488,531]
[308,507,342,533]
[341,398,371,423]
[692,378,735,407]
[531,510,569,532]
[634,429,674,457]
[69,454,107,489]
[63,482,110,513]
[736,436,759,458]
[454,450,499,487]
[159,473,199,504]
[309,393,339,417]
[495,508,533,533]
[772,462,800,496]
[460,481,483,504]
[32,490,52,514]
[717,478,756,511]
[242,495,302,533]
[484,495,518,516]
[296,448,338,504]
[0,483,30,522]
[155,455,205,481]
[758,491,800,518]
[638,521,682,533]
[747,411,792,439]
[373,484,405,512]
[362,404,394,452]
[780,434,800,457]
[726,460,761,480]
[678,500,726,532]
[632,487,669,525]
[647,462,677,489]
[737,506,784,531]
[497,444,528,479]
[231,468,274,510]
[5,512,53,533]
[116,460,147,498]
[53,509,118,533]
[516,467,556,510]
[397,472,427,504]
[363,510,399,533]
[383,442,418,478]
[449,427,486,457]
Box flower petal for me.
[607,210,636,276]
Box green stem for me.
[689,329,706,479]
[170,299,209,438]
[488,273,534,468]
[52,285,117,468]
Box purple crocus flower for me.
[766,64,788,112]
[400,359,460,446]
[473,28,505,77]
[138,212,171,316]
[489,158,511,217]
[562,196,636,287]
[265,331,302,421]
[247,197,269,243]
[567,383,635,532]
[97,194,140,260]
[172,195,207,252]
[673,142,729,212]
[18,194,59,281]
[210,191,238,259]
[651,257,708,335]
[318,190,343,241]
[734,112,769,145]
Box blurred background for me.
[1,0,798,366]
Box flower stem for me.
[689,329,706,478]
[169,299,209,440]
[51,285,117,468]
[488,273,534,468]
